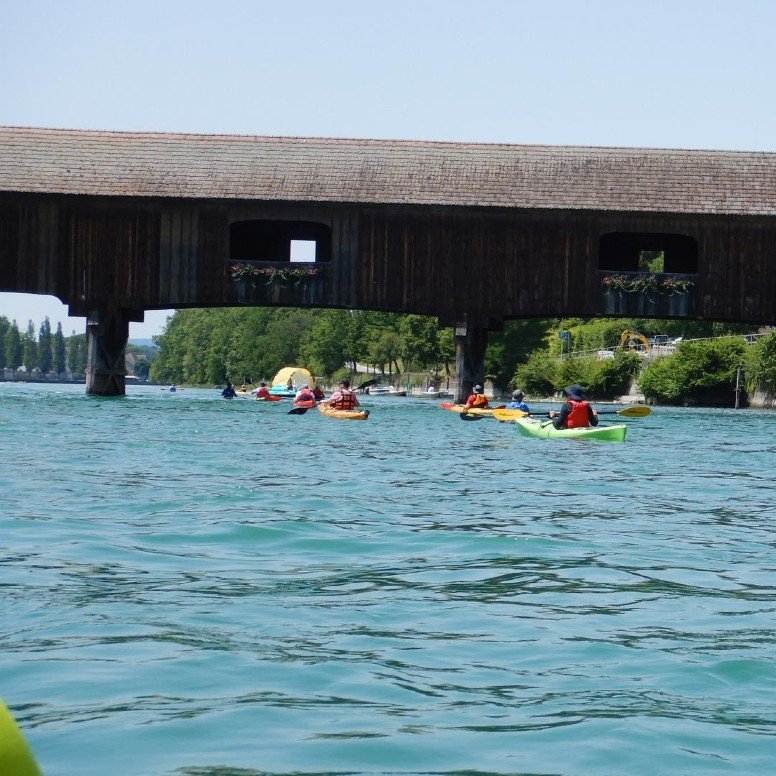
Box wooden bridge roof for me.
[1,125,775,216]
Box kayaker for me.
[294,384,316,407]
[254,382,271,400]
[311,385,325,401]
[506,389,529,412]
[549,384,598,429]
[464,384,489,410]
[321,378,360,410]
[221,381,237,399]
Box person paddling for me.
[320,378,359,410]
[506,389,529,412]
[463,384,489,410]
[293,384,316,408]
[254,382,271,400]
[549,384,598,429]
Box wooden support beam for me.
[85,310,130,396]
[453,320,488,404]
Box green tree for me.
[38,317,53,373]
[397,315,441,370]
[639,337,747,405]
[437,328,456,379]
[22,320,37,370]
[4,321,23,369]
[53,322,67,373]
[0,316,9,369]
[744,330,776,394]
[67,332,88,374]
[513,350,559,396]
[134,359,151,380]
[299,309,352,377]
[368,329,402,374]
[486,319,555,390]
[557,351,642,399]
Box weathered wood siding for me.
[2,193,776,327]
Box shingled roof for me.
[1,125,775,216]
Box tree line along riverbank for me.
[3,309,773,408]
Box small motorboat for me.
[367,385,407,397]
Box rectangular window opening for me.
[290,240,316,263]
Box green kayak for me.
[515,417,627,442]
[0,698,42,776]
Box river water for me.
[1,383,774,775]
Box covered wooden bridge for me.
[1,126,776,396]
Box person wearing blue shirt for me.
[505,389,529,412]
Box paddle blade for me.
[615,405,651,418]
[460,411,483,421]
[492,408,529,422]
[288,407,309,415]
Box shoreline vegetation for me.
[3,309,774,408]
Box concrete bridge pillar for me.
[85,310,130,396]
[454,321,488,404]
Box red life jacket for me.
[332,389,357,410]
[256,387,270,399]
[294,389,315,408]
[565,399,590,428]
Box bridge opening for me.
[229,220,332,263]
[599,232,698,274]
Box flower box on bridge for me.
[229,262,324,304]
[599,272,697,318]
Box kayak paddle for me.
[288,406,309,415]
[492,405,651,422]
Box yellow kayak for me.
[317,404,370,420]
[439,402,499,417]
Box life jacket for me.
[565,398,590,428]
[294,389,316,408]
[312,387,325,401]
[256,387,270,399]
[467,393,489,409]
[331,389,357,410]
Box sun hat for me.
[512,389,524,401]
[563,384,586,401]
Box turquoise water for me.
[1,382,774,776]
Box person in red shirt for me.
[464,384,489,410]
[254,382,271,400]
[549,384,598,429]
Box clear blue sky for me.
[2,0,775,337]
